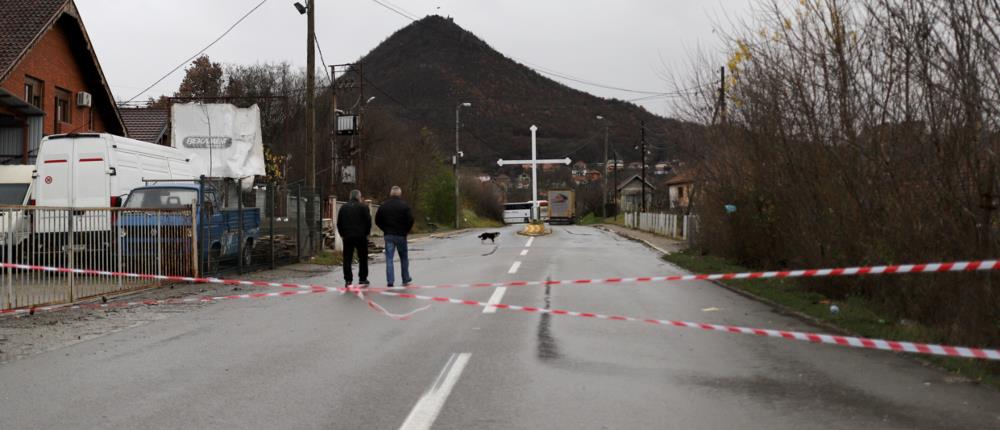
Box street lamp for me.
[596,115,610,218]
[455,102,472,229]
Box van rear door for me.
[73,136,111,231]
[34,138,75,233]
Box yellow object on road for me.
[517,223,550,236]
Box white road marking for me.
[508,261,521,274]
[519,249,529,256]
[525,237,534,247]
[482,286,507,314]
[399,353,472,430]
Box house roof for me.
[0,0,124,134]
[0,0,67,81]
[616,174,656,191]
[120,107,169,144]
[666,171,696,185]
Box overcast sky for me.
[76,0,756,117]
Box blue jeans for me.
[384,234,411,286]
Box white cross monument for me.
[497,125,571,221]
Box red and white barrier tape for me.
[3,259,999,296]
[0,285,426,321]
[380,291,1000,361]
[0,288,328,316]
[1,262,996,360]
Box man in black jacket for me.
[375,186,415,287]
[337,189,371,287]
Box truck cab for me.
[119,182,260,273]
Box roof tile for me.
[120,107,169,144]
[0,0,69,80]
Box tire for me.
[206,246,222,274]
[242,241,253,268]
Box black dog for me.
[478,232,501,243]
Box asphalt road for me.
[1,225,999,429]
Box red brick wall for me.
[0,19,110,135]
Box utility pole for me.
[613,150,619,213]
[305,0,316,190]
[717,66,726,125]
[596,115,609,218]
[356,62,365,191]
[602,121,609,217]
[329,64,338,196]
[640,121,647,212]
[454,102,471,229]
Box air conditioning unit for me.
[76,91,92,108]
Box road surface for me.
[1,225,998,429]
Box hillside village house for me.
[617,174,655,212]
[666,171,695,209]
[0,0,125,164]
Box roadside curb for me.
[595,225,672,255]
[596,224,978,378]
[597,224,851,335]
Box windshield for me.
[0,183,29,205]
[504,203,532,210]
[125,188,197,209]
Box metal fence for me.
[0,181,343,311]
[0,206,195,310]
[625,211,697,240]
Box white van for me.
[0,165,35,249]
[33,133,198,233]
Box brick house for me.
[0,0,124,164]
[119,107,169,145]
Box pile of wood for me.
[257,234,297,259]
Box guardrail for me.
[0,205,195,310]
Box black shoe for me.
[403,280,413,286]
[359,281,370,288]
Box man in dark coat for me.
[337,189,371,287]
[375,186,415,287]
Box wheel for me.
[205,246,222,274]
[241,241,253,267]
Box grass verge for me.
[462,208,503,228]
[579,212,625,226]
[311,249,343,266]
[663,249,1000,388]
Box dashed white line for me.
[519,249,529,256]
[482,286,507,314]
[508,261,521,274]
[399,353,472,430]
[525,237,534,247]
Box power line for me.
[124,0,269,103]
[369,0,420,20]
[315,37,332,82]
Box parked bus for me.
[503,201,548,224]
[503,202,533,224]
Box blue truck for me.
[118,182,260,273]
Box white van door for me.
[35,142,74,233]
[72,136,111,231]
